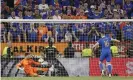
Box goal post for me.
[1,19,133,77]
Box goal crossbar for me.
[1,19,133,23]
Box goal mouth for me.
[1,19,133,77]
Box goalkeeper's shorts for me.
[24,67,38,76]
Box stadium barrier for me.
[1,42,130,56]
[90,58,133,76]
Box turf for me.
[1,76,133,80]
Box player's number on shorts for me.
[104,41,109,47]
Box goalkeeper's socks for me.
[107,64,112,74]
[99,63,103,71]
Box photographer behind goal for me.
[39,39,59,65]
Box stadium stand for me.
[1,0,133,19]
[1,22,133,43]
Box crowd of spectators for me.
[1,22,133,43]
[1,0,133,19]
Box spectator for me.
[66,9,73,19]
[88,25,100,41]
[107,5,113,15]
[62,6,67,14]
[64,42,75,58]
[49,5,55,16]
[38,23,48,42]
[72,23,80,40]
[2,41,13,58]
[2,6,11,19]
[23,11,34,19]
[43,31,54,42]
[40,9,48,19]
[27,24,38,42]
[76,9,87,19]
[8,24,21,42]
[34,9,42,19]
[79,31,89,42]
[18,23,26,42]
[55,24,67,42]
[52,10,61,19]
[113,9,121,19]
[47,10,53,19]
[1,13,5,19]
[110,42,119,57]
[58,0,70,7]
[1,23,7,42]
[82,43,92,57]
[115,0,123,5]
[20,0,27,6]
[102,9,109,19]
[47,0,55,6]
[8,11,19,19]
[23,23,31,42]
[124,0,133,19]
[116,4,123,16]
[121,10,128,19]
[88,5,103,19]
[74,0,80,8]
[1,0,133,19]
[66,24,79,42]
[131,12,133,19]
[83,3,88,11]
[1,2,7,12]
[18,11,23,19]
[39,0,49,11]
[26,0,33,7]
[122,22,133,41]
[26,5,33,11]
[34,5,39,10]
[65,30,73,42]
[72,7,77,15]
[15,5,23,16]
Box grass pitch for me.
[1,76,133,80]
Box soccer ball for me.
[38,58,44,63]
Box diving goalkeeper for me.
[16,53,54,77]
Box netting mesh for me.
[1,20,133,77]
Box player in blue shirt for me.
[92,31,120,77]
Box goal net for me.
[1,19,133,77]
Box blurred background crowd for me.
[1,0,133,19]
[1,22,133,43]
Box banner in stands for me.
[58,58,89,76]
[1,42,129,56]
[89,58,133,76]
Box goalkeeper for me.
[16,53,54,77]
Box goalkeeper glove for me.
[18,67,24,71]
[41,61,48,65]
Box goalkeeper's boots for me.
[109,74,111,78]
[101,70,105,76]
[49,65,54,72]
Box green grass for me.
[1,76,133,80]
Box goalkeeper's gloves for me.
[18,67,24,71]
[41,61,48,66]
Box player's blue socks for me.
[107,64,112,74]
[99,63,103,71]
